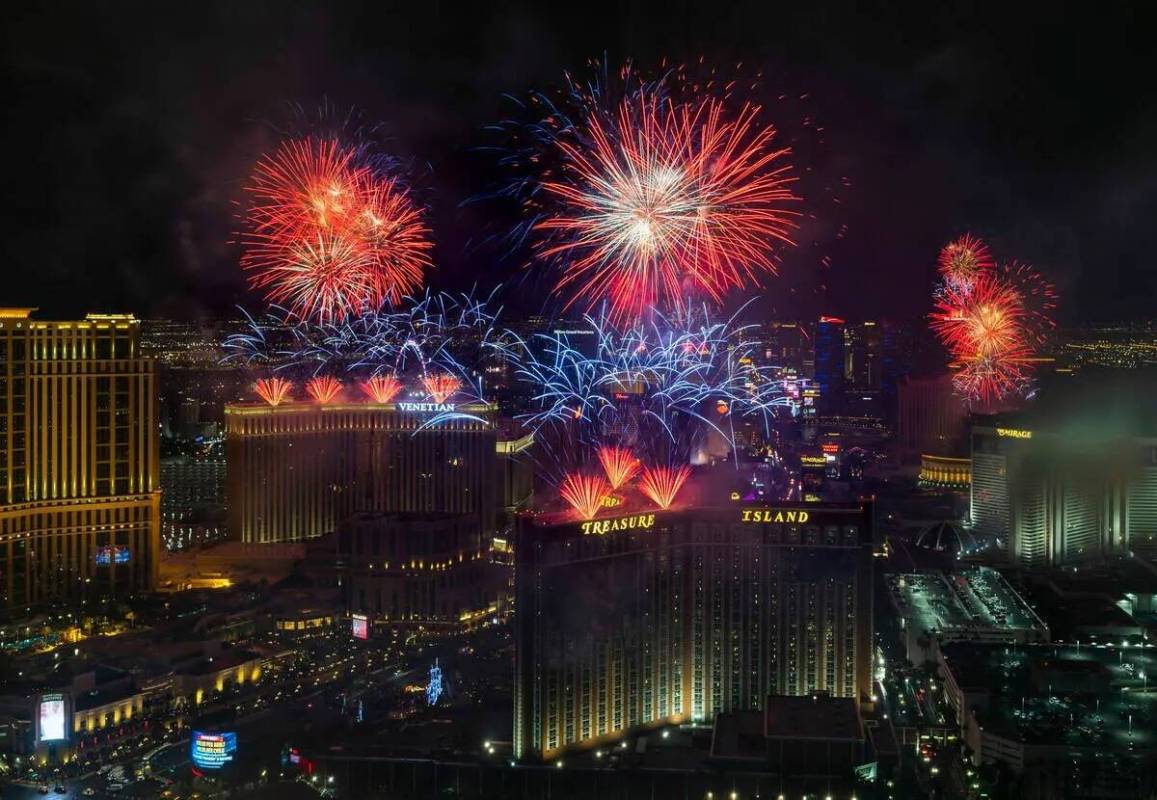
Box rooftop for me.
[888,567,1047,636]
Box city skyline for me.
[3,5,1156,800]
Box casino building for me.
[513,502,875,760]
[0,309,161,607]
[971,419,1157,566]
[226,396,526,544]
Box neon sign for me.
[398,402,456,413]
[996,428,1032,439]
[580,513,656,536]
[741,508,811,524]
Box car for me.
[82,791,97,798]
[38,787,50,795]
[54,787,66,795]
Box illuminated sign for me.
[996,428,1032,439]
[600,495,623,508]
[740,508,811,524]
[580,513,656,536]
[95,545,130,565]
[38,694,66,742]
[191,731,237,770]
[398,402,456,413]
[351,614,368,641]
[800,455,827,467]
[820,442,840,454]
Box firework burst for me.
[305,375,343,403]
[422,373,462,404]
[559,472,611,520]
[931,269,1037,403]
[504,65,799,325]
[598,445,641,489]
[254,377,293,406]
[239,137,431,323]
[361,374,403,404]
[639,464,691,509]
[937,234,994,290]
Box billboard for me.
[38,694,67,742]
[351,613,368,640]
[191,731,237,770]
[95,545,131,565]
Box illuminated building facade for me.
[971,421,1157,566]
[918,454,971,489]
[0,309,160,608]
[226,399,506,543]
[336,512,506,629]
[513,502,874,760]
[897,373,967,457]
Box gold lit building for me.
[919,454,971,489]
[513,502,875,760]
[0,309,161,607]
[225,399,508,543]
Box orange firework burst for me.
[254,377,293,407]
[361,374,403,404]
[559,473,610,520]
[305,375,343,404]
[639,464,691,510]
[240,137,431,323]
[938,234,994,289]
[536,88,798,325]
[421,373,461,404]
[597,446,640,489]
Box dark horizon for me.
[4,1,1155,324]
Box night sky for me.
[4,1,1154,323]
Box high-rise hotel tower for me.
[0,309,160,607]
[513,502,875,760]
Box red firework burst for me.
[240,137,431,322]
[639,464,691,510]
[559,472,610,520]
[931,274,1035,403]
[537,90,798,324]
[254,377,293,407]
[361,374,403,404]
[421,373,461,404]
[597,446,640,490]
[305,375,343,404]
[938,234,994,289]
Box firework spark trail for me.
[222,288,501,379]
[559,472,611,520]
[239,137,431,323]
[305,375,344,403]
[492,301,791,477]
[999,261,1057,346]
[254,377,293,406]
[639,464,691,509]
[598,445,641,489]
[503,67,799,325]
[361,374,403,404]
